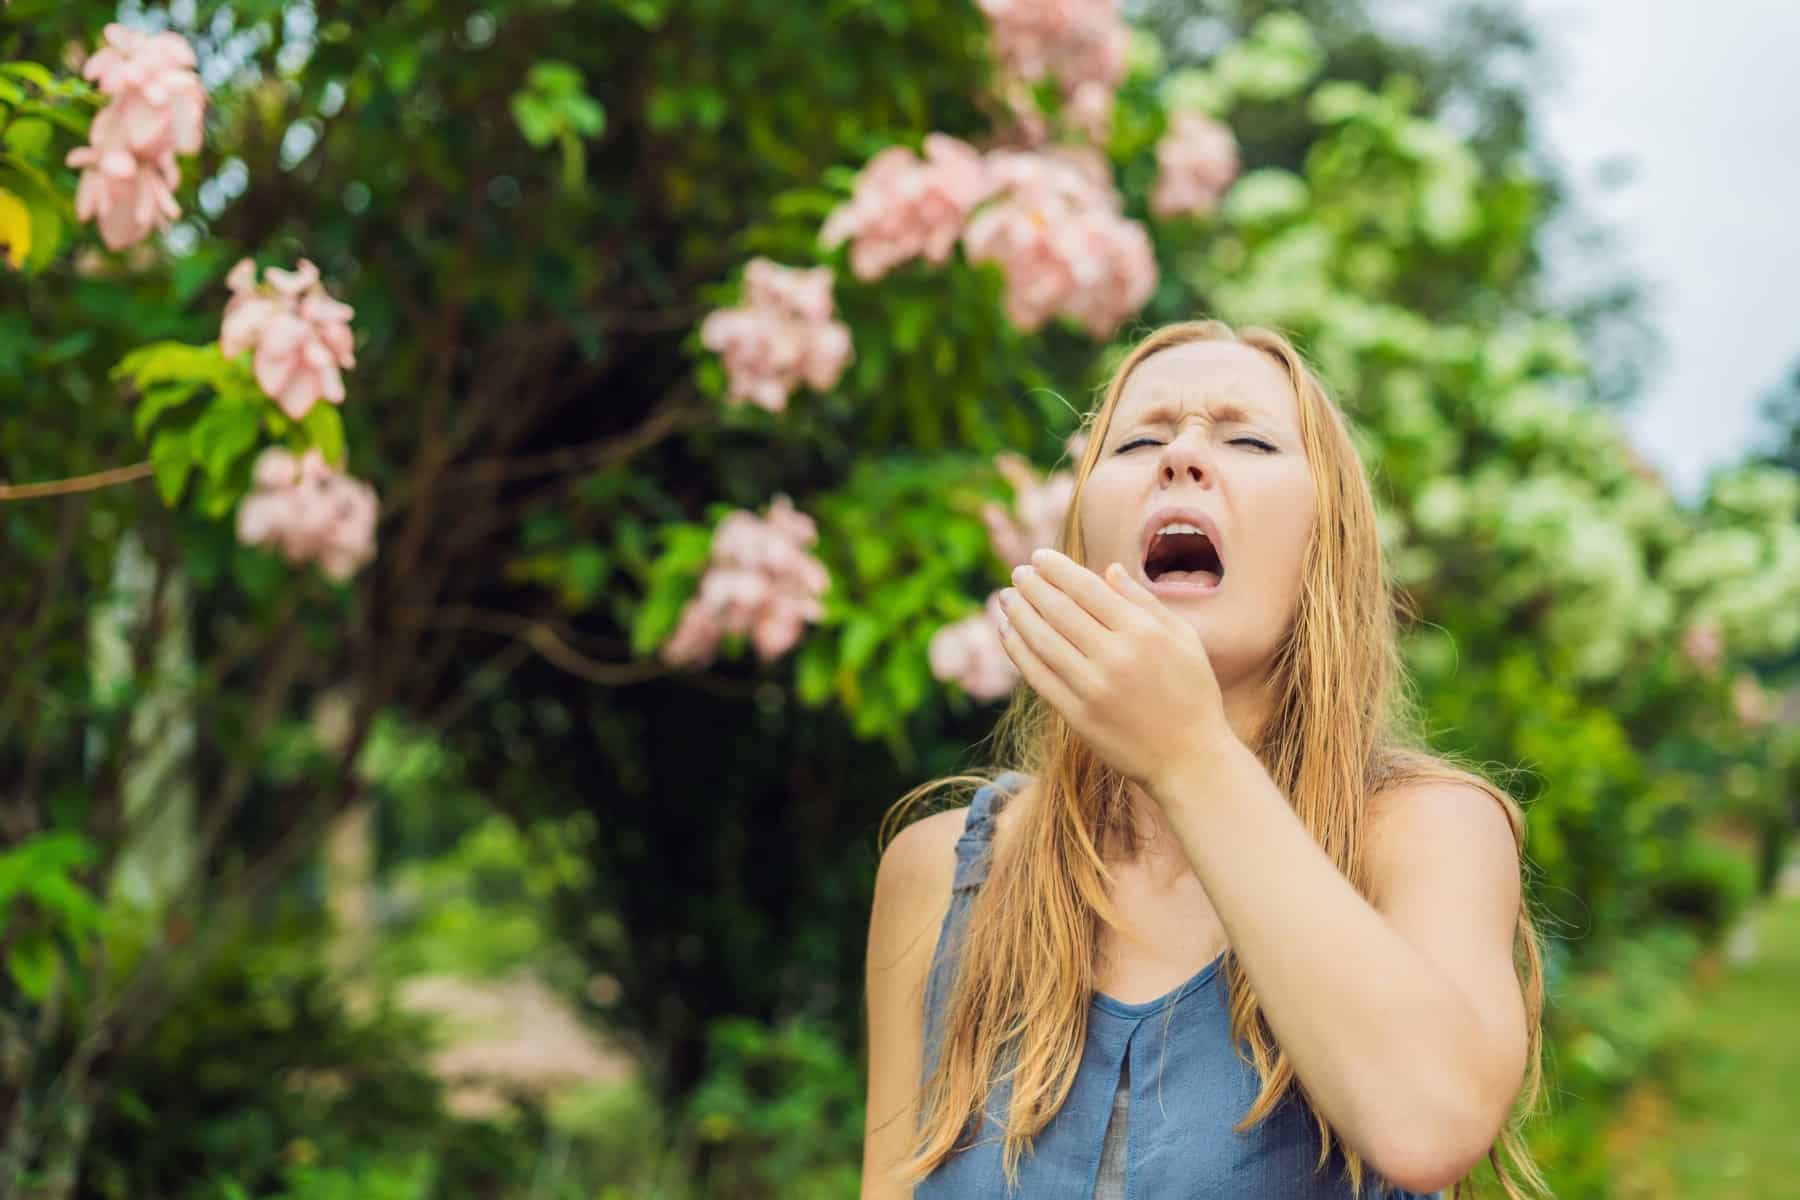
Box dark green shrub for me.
[1647,838,1759,937]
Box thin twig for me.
[0,462,152,502]
[408,605,670,685]
[440,382,704,491]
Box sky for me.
[1514,0,1800,502]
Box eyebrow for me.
[1113,399,1265,432]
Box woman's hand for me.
[995,547,1237,798]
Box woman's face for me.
[1076,340,1316,688]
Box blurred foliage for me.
[72,913,535,1200]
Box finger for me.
[1104,561,1181,630]
[1029,548,1141,631]
[999,585,1098,697]
[1011,562,1109,657]
[996,594,1086,716]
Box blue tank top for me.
[915,772,1446,1200]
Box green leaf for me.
[794,639,833,706]
[561,544,611,609]
[113,341,225,390]
[199,482,239,520]
[190,397,264,482]
[840,614,882,672]
[893,301,931,353]
[0,63,58,92]
[883,639,928,714]
[563,96,606,138]
[113,1088,155,1128]
[6,931,57,1003]
[149,428,194,505]
[134,381,204,439]
[300,403,347,467]
[610,0,671,28]
[26,873,101,936]
[511,94,558,146]
[2,116,52,158]
[0,62,57,92]
[526,61,585,97]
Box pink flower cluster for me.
[929,429,1089,701]
[661,495,832,667]
[928,591,1019,701]
[982,450,1076,568]
[235,447,379,582]
[1679,618,1724,678]
[699,260,853,413]
[1149,111,1242,220]
[979,0,1129,142]
[817,137,1155,336]
[963,148,1156,338]
[1732,672,1770,729]
[820,134,994,282]
[63,24,207,251]
[221,257,358,422]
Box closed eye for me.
[1114,436,1277,453]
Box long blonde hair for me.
[877,319,1550,1198]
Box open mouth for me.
[1144,526,1224,587]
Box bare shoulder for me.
[875,804,968,909]
[866,804,969,990]
[873,775,1034,899]
[1367,777,1521,902]
[861,801,975,1198]
[869,775,1037,955]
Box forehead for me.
[1112,341,1298,429]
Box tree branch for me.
[0,462,152,502]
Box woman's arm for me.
[860,808,964,1200]
[1153,743,1528,1195]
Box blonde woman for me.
[861,320,1548,1199]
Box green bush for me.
[1529,925,1708,1198]
[680,1016,866,1199]
[78,913,534,1200]
[1646,838,1760,938]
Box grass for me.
[1599,877,1800,1198]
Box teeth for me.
[1155,522,1208,537]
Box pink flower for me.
[1063,80,1115,145]
[1679,618,1724,677]
[661,495,832,668]
[220,257,358,421]
[820,134,996,282]
[928,591,1019,701]
[996,77,1051,149]
[700,260,853,413]
[982,451,1076,568]
[64,142,181,251]
[81,24,206,156]
[979,0,1125,90]
[1732,673,1770,729]
[235,447,379,581]
[1149,111,1241,220]
[1054,3,1129,96]
[61,24,206,252]
[979,0,1128,143]
[961,148,1155,338]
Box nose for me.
[1157,428,1212,487]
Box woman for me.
[860,320,1549,1199]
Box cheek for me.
[1075,478,1129,558]
[1240,485,1315,584]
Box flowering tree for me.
[0,0,1795,1194]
